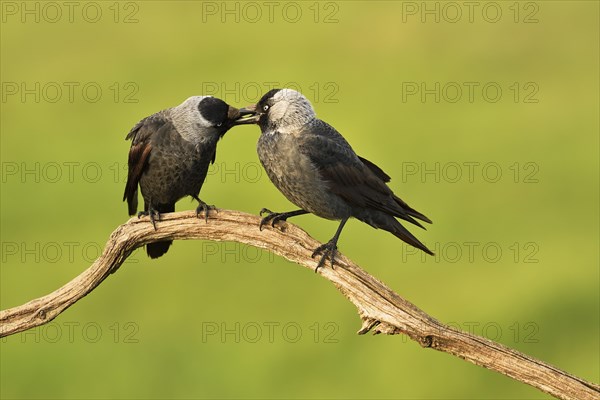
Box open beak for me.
[230,104,259,125]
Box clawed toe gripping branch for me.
[192,195,216,223]
[0,210,597,400]
[137,208,161,230]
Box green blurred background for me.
[1,1,598,399]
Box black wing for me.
[123,114,169,215]
[358,155,391,183]
[297,119,431,227]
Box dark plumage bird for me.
[242,89,433,269]
[124,96,254,258]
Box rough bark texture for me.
[1,210,598,399]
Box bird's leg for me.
[137,207,160,230]
[312,218,349,271]
[259,208,308,231]
[192,195,216,223]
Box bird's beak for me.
[230,104,259,125]
[240,104,260,124]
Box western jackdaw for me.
[242,89,433,269]
[123,96,254,258]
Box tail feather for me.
[146,241,173,259]
[356,211,433,256]
[387,218,433,255]
[393,195,432,224]
[396,212,426,230]
[145,203,175,259]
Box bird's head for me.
[170,96,256,142]
[240,88,316,134]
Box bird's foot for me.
[137,209,160,230]
[259,208,290,231]
[311,240,338,272]
[196,201,216,223]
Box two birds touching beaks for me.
[123,89,433,269]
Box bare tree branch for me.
[0,210,597,399]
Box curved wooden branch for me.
[0,210,597,399]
